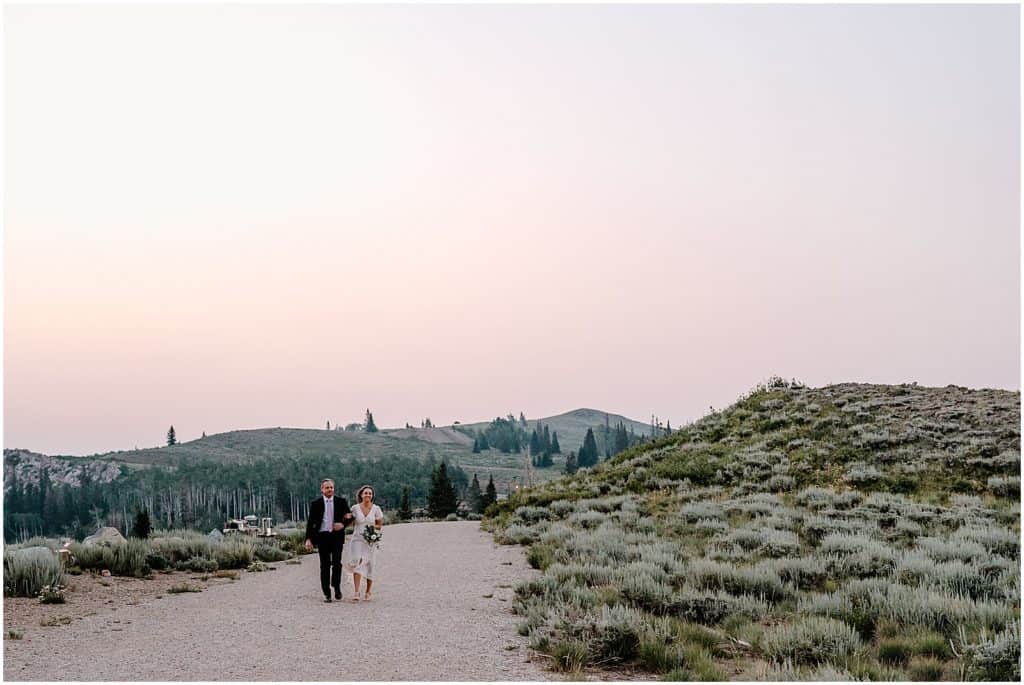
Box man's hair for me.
[320,479,334,487]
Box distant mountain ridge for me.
[4,408,650,481]
[453,408,653,454]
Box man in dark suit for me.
[304,478,354,602]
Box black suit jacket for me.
[305,495,353,543]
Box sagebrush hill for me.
[486,381,1020,681]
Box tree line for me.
[3,453,471,542]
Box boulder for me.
[83,527,127,546]
[207,529,224,542]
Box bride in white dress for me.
[344,484,383,601]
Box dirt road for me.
[3,521,551,681]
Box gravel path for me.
[4,521,552,681]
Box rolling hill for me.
[454,408,655,454]
[486,381,1021,681]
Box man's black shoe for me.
[334,589,342,600]
[324,595,332,603]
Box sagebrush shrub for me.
[514,506,551,524]
[687,559,791,602]
[214,538,256,568]
[3,548,65,597]
[761,616,862,665]
[962,623,1020,681]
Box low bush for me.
[513,506,551,523]
[877,636,913,665]
[69,539,149,577]
[4,548,65,598]
[526,544,554,570]
[906,656,944,681]
[176,556,217,573]
[253,542,290,563]
[962,623,1021,681]
[761,616,862,665]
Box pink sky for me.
[4,4,1020,455]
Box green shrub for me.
[496,523,542,545]
[762,616,862,665]
[637,639,682,672]
[176,556,217,573]
[678,644,725,680]
[71,540,150,576]
[4,548,65,597]
[593,604,644,661]
[526,544,554,570]
[276,529,310,555]
[962,624,1020,681]
[167,583,202,593]
[213,539,255,569]
[253,542,290,563]
[687,559,792,602]
[514,506,551,523]
[910,631,951,659]
[877,637,912,665]
[145,553,170,571]
[621,572,675,614]
[672,587,768,625]
[906,656,944,681]
[549,638,589,673]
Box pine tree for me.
[365,409,378,433]
[551,431,561,454]
[472,437,481,454]
[166,425,177,446]
[479,433,490,450]
[666,420,672,435]
[483,475,498,510]
[398,486,412,520]
[615,422,630,455]
[201,431,206,438]
[540,449,553,468]
[542,425,551,453]
[529,430,541,456]
[604,414,611,458]
[468,474,483,513]
[564,451,578,475]
[427,462,458,518]
[326,420,330,430]
[579,428,599,467]
[519,412,527,427]
[131,510,152,539]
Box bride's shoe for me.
[363,591,372,602]
[351,592,361,602]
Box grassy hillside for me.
[486,380,1020,681]
[89,428,469,466]
[455,408,654,455]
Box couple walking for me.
[304,479,383,603]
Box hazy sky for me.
[5,4,1020,455]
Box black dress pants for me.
[316,530,344,596]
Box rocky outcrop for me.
[3,449,123,490]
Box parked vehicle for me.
[223,515,277,537]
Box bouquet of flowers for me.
[362,526,382,549]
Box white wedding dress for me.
[343,503,382,579]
